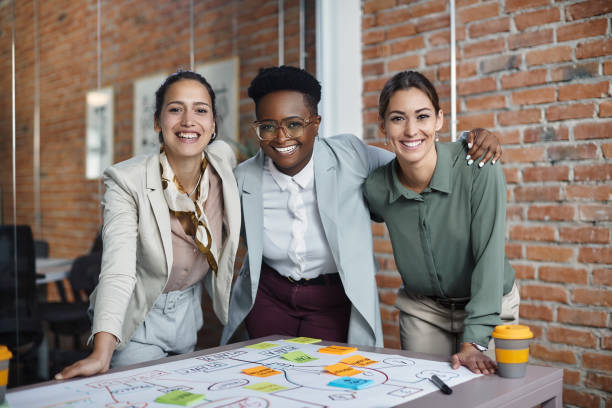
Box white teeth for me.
[178,132,198,139]
[274,145,297,153]
[402,140,422,147]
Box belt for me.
[286,273,342,286]
[428,296,470,310]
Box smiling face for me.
[380,87,443,168]
[256,90,320,176]
[154,79,215,163]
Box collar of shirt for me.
[388,142,453,203]
[266,155,315,191]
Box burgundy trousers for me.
[245,263,351,342]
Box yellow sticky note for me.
[242,366,282,377]
[244,382,288,393]
[285,337,321,344]
[245,342,279,350]
[341,354,379,367]
[318,345,358,355]
[325,363,362,377]
[282,350,318,363]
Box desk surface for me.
[9,336,562,408]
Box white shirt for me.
[262,156,336,280]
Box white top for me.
[262,156,336,280]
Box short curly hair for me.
[248,65,321,114]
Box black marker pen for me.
[430,374,453,395]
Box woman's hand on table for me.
[451,342,497,375]
[55,332,116,380]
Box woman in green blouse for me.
[364,71,519,375]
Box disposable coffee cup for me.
[0,345,12,403]
[491,325,533,378]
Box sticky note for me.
[325,363,362,376]
[242,366,282,377]
[318,345,358,355]
[285,336,321,344]
[155,390,205,406]
[244,382,288,393]
[245,342,279,350]
[341,354,379,367]
[282,350,318,363]
[328,377,375,390]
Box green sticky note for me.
[282,350,318,363]
[244,382,288,393]
[245,342,280,350]
[155,390,205,406]
[285,336,321,344]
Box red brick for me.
[557,18,608,42]
[507,205,525,221]
[559,227,609,244]
[505,243,523,259]
[563,369,582,386]
[606,61,612,75]
[415,14,450,33]
[522,166,569,182]
[526,45,572,66]
[558,307,607,327]
[604,336,612,350]
[379,290,398,306]
[547,103,595,121]
[539,266,588,284]
[572,288,612,307]
[518,304,553,321]
[525,245,573,262]
[515,8,560,31]
[576,38,612,59]
[512,264,535,279]
[574,121,612,140]
[509,225,556,242]
[593,269,612,286]
[373,239,393,254]
[601,101,612,117]
[376,8,412,26]
[585,373,612,393]
[503,146,547,163]
[372,223,386,237]
[469,17,510,38]
[566,0,612,20]
[410,0,446,18]
[503,167,520,184]
[558,81,609,101]
[387,23,417,40]
[500,129,521,144]
[498,109,541,126]
[563,389,601,408]
[425,47,450,65]
[480,55,522,74]
[508,29,553,50]
[390,37,426,54]
[550,62,599,82]
[376,274,403,289]
[428,27,467,47]
[512,88,555,105]
[363,62,384,76]
[457,78,497,96]
[363,0,396,14]
[364,78,389,93]
[524,126,569,143]
[548,326,597,348]
[362,14,376,29]
[575,164,612,181]
[463,38,505,59]
[387,55,422,72]
[363,44,392,60]
[521,284,568,303]
[604,143,612,158]
[579,246,612,264]
[505,0,549,12]
[458,3,499,24]
[567,185,612,202]
[583,353,612,371]
[527,324,544,339]
[501,69,547,89]
[379,306,399,322]
[531,343,577,364]
[363,29,386,45]
[548,143,598,161]
[456,113,495,132]
[465,95,506,111]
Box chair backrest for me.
[68,252,101,301]
[34,240,49,258]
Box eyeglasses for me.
[252,115,319,141]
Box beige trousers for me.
[396,283,520,359]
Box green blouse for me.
[364,141,515,347]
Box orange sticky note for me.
[318,345,358,355]
[340,355,378,367]
[242,366,282,377]
[325,363,362,377]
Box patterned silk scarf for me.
[160,150,218,274]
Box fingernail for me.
[492,160,496,165]
[468,143,472,149]
[465,154,471,161]
[468,159,474,166]
[479,161,484,168]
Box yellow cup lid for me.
[492,324,533,340]
[0,345,12,360]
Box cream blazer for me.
[89,140,241,350]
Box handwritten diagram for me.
[7,339,480,407]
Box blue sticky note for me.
[328,376,374,390]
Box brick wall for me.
[362,0,611,406]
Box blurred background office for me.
[1,1,610,406]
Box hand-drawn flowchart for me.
[7,338,480,407]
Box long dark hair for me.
[378,71,440,119]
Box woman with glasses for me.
[221,66,502,347]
